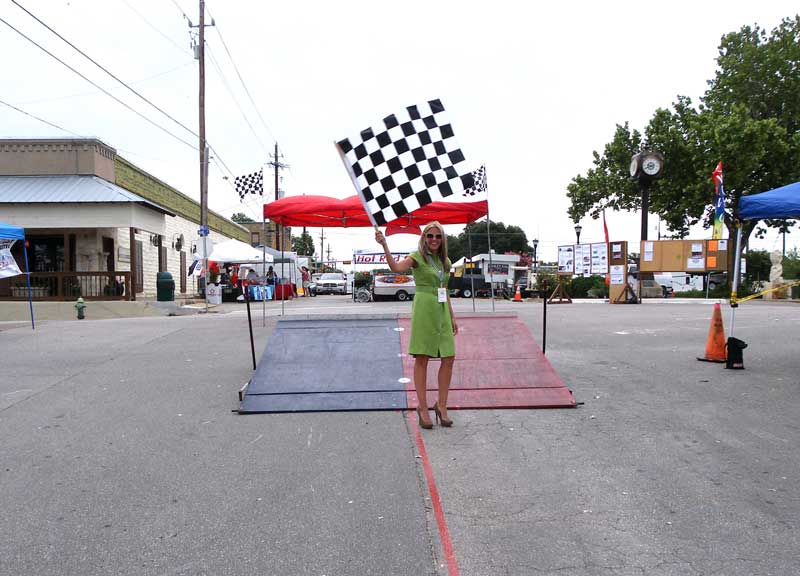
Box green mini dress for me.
[408,251,455,358]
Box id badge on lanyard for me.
[428,255,447,303]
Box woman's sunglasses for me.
[426,233,442,239]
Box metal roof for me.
[0,175,175,216]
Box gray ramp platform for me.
[239,318,407,413]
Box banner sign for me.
[0,248,23,279]
[352,251,410,264]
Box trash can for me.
[156,271,175,301]
[725,337,747,370]
[792,285,800,300]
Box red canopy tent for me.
[263,195,487,234]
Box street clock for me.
[630,151,664,180]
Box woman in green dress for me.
[376,221,458,429]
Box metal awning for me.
[0,175,175,216]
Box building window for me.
[251,232,260,246]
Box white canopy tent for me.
[197,238,273,264]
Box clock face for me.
[642,156,662,176]
[629,157,639,177]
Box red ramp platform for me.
[399,315,576,409]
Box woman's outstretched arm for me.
[375,229,416,273]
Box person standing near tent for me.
[375,221,457,429]
[301,266,311,297]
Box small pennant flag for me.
[235,169,263,201]
[462,165,487,197]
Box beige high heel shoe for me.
[432,403,453,427]
[417,407,433,429]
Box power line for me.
[10,1,199,142]
[169,0,192,24]
[0,97,84,137]
[7,1,241,187]
[205,45,269,156]
[117,0,192,56]
[205,7,276,143]
[12,61,193,106]
[0,14,197,150]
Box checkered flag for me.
[336,99,474,226]
[462,165,487,197]
[234,169,263,200]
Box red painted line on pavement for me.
[408,411,460,576]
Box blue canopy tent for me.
[740,181,800,220]
[729,181,800,334]
[0,221,35,329]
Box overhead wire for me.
[0,14,198,150]
[12,61,194,106]
[205,44,269,156]
[10,0,199,142]
[0,97,84,137]
[8,0,243,191]
[117,0,192,56]
[205,6,276,143]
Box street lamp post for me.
[574,224,583,245]
[532,238,539,272]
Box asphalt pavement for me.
[1,295,798,575]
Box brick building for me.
[0,138,247,300]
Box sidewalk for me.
[0,299,196,322]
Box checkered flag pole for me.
[234,169,263,201]
[336,98,474,227]
[462,164,487,196]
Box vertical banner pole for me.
[23,242,34,330]
[729,224,743,336]
[542,283,547,354]
[468,231,475,313]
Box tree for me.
[447,220,533,262]
[567,17,800,278]
[291,231,315,256]
[231,212,255,224]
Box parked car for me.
[315,272,347,295]
[373,273,415,301]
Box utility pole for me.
[319,229,325,268]
[191,1,214,311]
[326,244,332,263]
[268,143,288,250]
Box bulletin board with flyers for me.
[638,239,730,273]
[557,243,610,276]
[608,241,633,304]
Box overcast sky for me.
[1,0,797,262]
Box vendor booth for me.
[195,238,274,303]
[730,180,800,336]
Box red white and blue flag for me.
[711,162,725,239]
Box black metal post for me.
[542,279,547,355]
[245,285,256,370]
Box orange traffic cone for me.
[697,303,726,363]
[513,285,522,302]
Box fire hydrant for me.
[74,297,86,320]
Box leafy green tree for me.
[567,17,800,280]
[783,248,799,280]
[291,231,315,256]
[231,212,255,224]
[448,221,532,262]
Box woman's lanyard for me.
[426,254,444,287]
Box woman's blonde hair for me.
[418,221,448,266]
